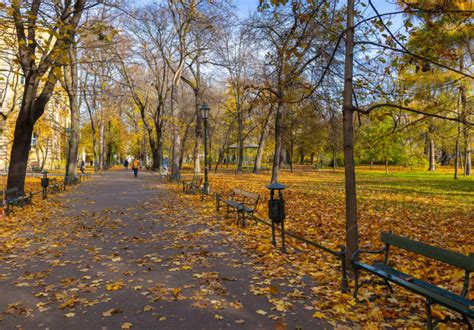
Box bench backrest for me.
[381,232,474,271]
[3,187,19,199]
[233,188,259,202]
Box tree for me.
[253,0,336,183]
[62,44,80,181]
[4,0,91,193]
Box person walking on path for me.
[131,158,139,177]
[162,156,169,175]
[80,160,85,174]
[124,159,129,169]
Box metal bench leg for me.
[425,300,433,330]
[236,211,240,226]
[384,279,394,293]
[225,205,231,218]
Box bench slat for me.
[356,262,473,318]
[232,189,259,201]
[381,232,474,271]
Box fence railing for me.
[249,214,349,293]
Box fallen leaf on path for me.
[256,309,267,315]
[121,322,133,329]
[313,311,325,319]
[106,281,124,291]
[102,308,123,317]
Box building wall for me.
[0,22,70,172]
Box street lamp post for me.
[200,103,210,195]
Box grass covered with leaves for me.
[177,166,473,327]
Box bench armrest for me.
[352,246,388,263]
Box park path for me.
[0,170,328,329]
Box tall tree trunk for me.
[459,53,471,176]
[271,101,283,183]
[40,141,49,172]
[92,132,99,172]
[279,148,286,169]
[428,139,436,171]
[7,83,38,194]
[237,109,244,172]
[215,121,234,172]
[288,147,293,173]
[179,118,194,171]
[171,85,181,179]
[333,147,337,171]
[143,118,159,171]
[454,138,459,180]
[460,86,471,176]
[254,142,267,173]
[254,108,271,173]
[64,46,80,179]
[342,0,359,266]
[193,91,202,175]
[8,123,34,194]
[465,139,472,176]
[155,123,163,172]
[99,122,105,170]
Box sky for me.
[132,0,403,29]
[134,0,400,18]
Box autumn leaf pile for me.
[173,166,473,327]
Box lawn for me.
[177,165,473,326]
[199,166,472,253]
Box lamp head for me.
[200,103,210,119]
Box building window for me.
[31,133,38,147]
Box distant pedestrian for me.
[131,158,140,177]
[80,160,85,174]
[163,157,169,174]
[124,159,129,169]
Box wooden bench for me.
[182,176,202,194]
[352,232,473,329]
[48,178,64,193]
[216,189,260,226]
[1,187,32,213]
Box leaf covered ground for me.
[176,165,473,328]
[0,168,471,328]
[0,171,329,329]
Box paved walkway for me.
[0,170,327,329]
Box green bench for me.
[216,188,260,226]
[182,176,202,194]
[352,232,473,329]
[1,187,32,212]
[48,178,64,193]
